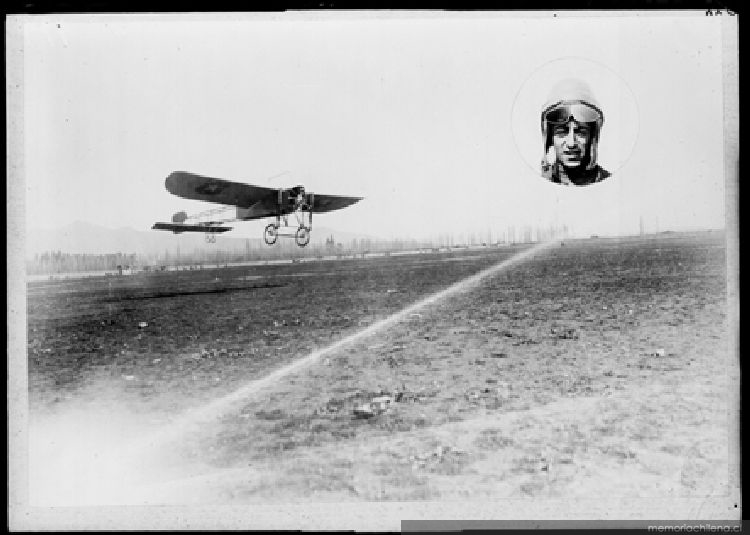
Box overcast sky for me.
[13,12,733,241]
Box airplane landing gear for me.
[264,224,278,245]
[265,189,314,247]
[295,226,311,247]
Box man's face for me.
[552,120,590,168]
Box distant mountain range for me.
[25,221,378,257]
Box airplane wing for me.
[310,193,364,213]
[165,171,277,208]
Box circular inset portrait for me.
[511,57,639,187]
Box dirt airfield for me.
[26,231,733,506]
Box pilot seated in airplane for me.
[540,79,611,186]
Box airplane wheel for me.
[264,224,278,245]
[295,226,311,247]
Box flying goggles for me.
[542,100,603,126]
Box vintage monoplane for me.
[152,171,363,247]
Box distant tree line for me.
[26,251,139,275]
[26,224,571,275]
